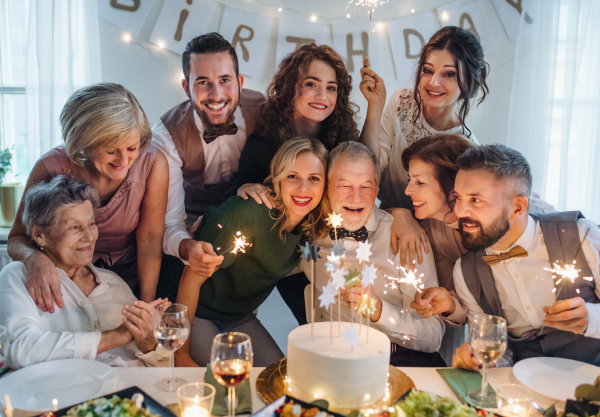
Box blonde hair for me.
[264,137,329,239]
[60,83,152,166]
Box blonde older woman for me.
[0,176,167,369]
[8,83,168,312]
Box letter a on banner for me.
[436,0,497,53]
[332,23,383,85]
[98,0,156,36]
[150,0,218,55]
[220,6,274,79]
[388,12,440,81]
[276,20,331,69]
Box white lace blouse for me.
[377,88,479,209]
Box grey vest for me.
[461,211,600,365]
[160,89,264,224]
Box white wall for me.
[98,0,519,353]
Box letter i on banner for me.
[387,12,440,81]
[333,23,383,85]
[150,0,218,55]
[436,0,497,53]
[98,0,156,37]
[220,6,274,79]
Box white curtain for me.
[507,0,600,224]
[26,0,101,172]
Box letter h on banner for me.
[333,23,382,85]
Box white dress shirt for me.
[152,107,247,259]
[301,207,444,353]
[0,262,166,369]
[451,216,600,338]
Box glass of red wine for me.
[154,303,190,392]
[210,332,253,417]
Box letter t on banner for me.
[332,23,383,85]
[220,6,274,79]
[276,20,332,69]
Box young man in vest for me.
[303,142,446,366]
[412,144,600,367]
[152,33,264,298]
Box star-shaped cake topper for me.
[325,254,341,272]
[342,324,360,348]
[331,240,347,257]
[361,263,378,287]
[343,268,361,289]
[325,211,343,229]
[356,294,378,316]
[301,241,322,262]
[356,240,372,264]
[331,267,347,291]
[319,280,338,310]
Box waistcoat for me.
[460,211,600,365]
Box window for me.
[0,0,28,183]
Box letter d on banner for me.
[388,12,440,80]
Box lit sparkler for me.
[347,0,389,20]
[218,231,252,255]
[385,259,425,293]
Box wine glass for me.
[154,303,190,392]
[468,314,507,408]
[210,332,253,417]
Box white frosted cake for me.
[286,322,391,409]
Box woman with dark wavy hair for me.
[361,26,489,269]
[234,44,385,325]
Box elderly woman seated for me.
[0,176,167,368]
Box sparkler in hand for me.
[217,231,252,255]
[385,259,425,293]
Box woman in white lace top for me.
[361,26,489,267]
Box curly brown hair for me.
[256,44,359,150]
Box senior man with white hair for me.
[302,141,445,366]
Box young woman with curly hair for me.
[361,26,489,270]
[234,44,385,325]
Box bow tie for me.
[482,245,528,266]
[330,226,368,242]
[203,123,238,144]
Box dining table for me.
[8,365,561,417]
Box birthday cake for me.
[286,322,391,409]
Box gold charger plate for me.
[256,358,414,410]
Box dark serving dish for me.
[251,395,346,417]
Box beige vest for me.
[160,89,264,219]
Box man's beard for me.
[334,203,373,232]
[459,209,510,252]
[193,90,239,136]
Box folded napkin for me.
[205,363,252,415]
[437,368,496,407]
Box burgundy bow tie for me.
[203,123,238,144]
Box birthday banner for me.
[99,0,529,83]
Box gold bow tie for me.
[482,245,528,266]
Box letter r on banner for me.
[346,32,368,73]
[233,25,255,62]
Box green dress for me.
[193,197,303,321]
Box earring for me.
[39,246,44,251]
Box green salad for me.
[66,394,160,417]
[392,389,481,417]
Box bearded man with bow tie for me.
[152,33,264,299]
[301,141,445,367]
[411,144,600,368]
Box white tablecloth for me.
[113,366,557,414]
